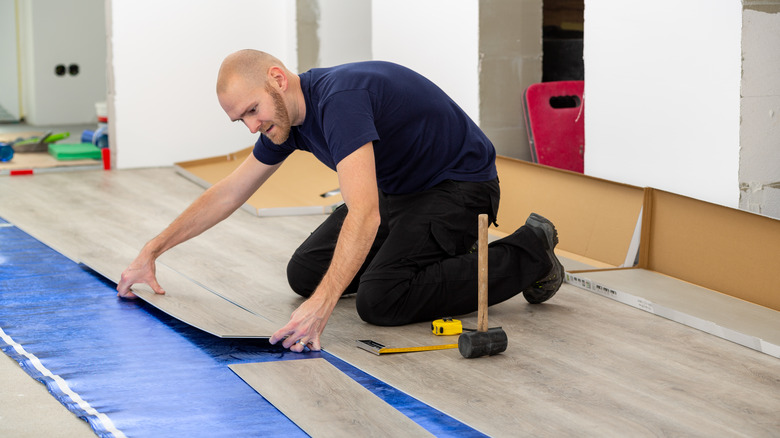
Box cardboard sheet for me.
[175,147,343,216]
[230,359,432,437]
[639,188,780,311]
[495,156,644,268]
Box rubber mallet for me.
[458,214,508,358]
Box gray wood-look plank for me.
[2,167,780,437]
[86,255,277,338]
[230,359,432,437]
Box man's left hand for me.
[270,296,335,352]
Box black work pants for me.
[286,179,551,326]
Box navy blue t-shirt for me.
[253,61,496,195]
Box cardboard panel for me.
[641,189,780,311]
[175,147,343,216]
[495,156,644,268]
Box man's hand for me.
[116,253,165,299]
[269,294,338,352]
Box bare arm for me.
[117,154,281,297]
[270,142,381,351]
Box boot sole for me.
[523,213,564,304]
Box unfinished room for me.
[1,0,779,436]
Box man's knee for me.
[355,295,395,326]
[355,279,412,327]
[286,258,320,298]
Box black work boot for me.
[522,213,564,304]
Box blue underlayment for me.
[0,219,485,438]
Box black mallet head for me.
[458,327,508,358]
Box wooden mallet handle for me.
[458,213,508,358]
[477,213,488,332]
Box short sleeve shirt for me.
[253,61,496,195]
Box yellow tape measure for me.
[431,317,462,336]
[356,340,458,355]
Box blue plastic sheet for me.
[0,221,485,437]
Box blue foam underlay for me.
[0,221,485,437]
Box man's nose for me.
[245,118,261,134]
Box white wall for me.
[0,0,20,121]
[110,0,296,169]
[372,0,480,124]
[18,0,106,125]
[584,0,743,208]
[111,0,476,168]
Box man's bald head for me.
[217,49,306,130]
[217,49,288,95]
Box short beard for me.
[264,82,292,145]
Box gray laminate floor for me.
[1,167,779,437]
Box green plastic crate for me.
[48,143,102,161]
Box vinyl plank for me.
[85,255,277,338]
[230,358,432,437]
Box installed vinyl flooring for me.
[1,166,779,437]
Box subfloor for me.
[0,353,95,437]
[1,166,779,437]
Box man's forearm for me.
[313,207,380,301]
[142,179,246,259]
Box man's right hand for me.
[117,253,165,299]
[114,155,281,299]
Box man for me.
[117,49,563,352]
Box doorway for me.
[542,0,584,82]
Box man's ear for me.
[267,66,288,91]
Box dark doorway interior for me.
[543,0,584,82]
